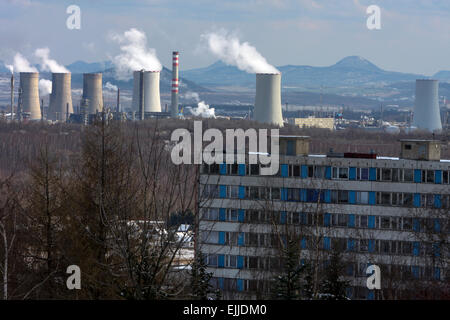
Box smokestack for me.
[19,72,41,120]
[116,88,120,113]
[171,51,179,117]
[82,73,103,114]
[139,70,144,120]
[413,79,442,132]
[131,70,162,113]
[48,73,73,121]
[10,74,14,121]
[254,73,283,127]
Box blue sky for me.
[0,0,449,75]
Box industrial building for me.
[413,79,442,132]
[253,73,284,127]
[198,137,449,299]
[290,117,335,130]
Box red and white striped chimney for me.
[171,51,179,117]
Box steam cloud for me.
[7,53,38,73]
[201,30,279,74]
[104,82,118,91]
[182,91,200,102]
[34,47,69,73]
[111,28,162,80]
[187,101,215,118]
[39,79,52,96]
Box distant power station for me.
[82,73,104,114]
[413,79,442,132]
[253,73,284,127]
[19,72,41,120]
[48,73,73,121]
[131,70,162,113]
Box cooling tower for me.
[19,72,41,120]
[413,79,442,132]
[48,73,73,121]
[131,71,162,113]
[254,73,283,127]
[171,51,179,117]
[82,73,103,114]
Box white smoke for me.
[8,53,38,72]
[201,30,279,74]
[5,63,13,74]
[39,79,52,96]
[110,28,162,80]
[34,47,69,73]
[104,82,118,91]
[187,101,215,118]
[182,91,200,102]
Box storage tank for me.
[82,73,103,114]
[413,79,442,132]
[19,72,41,120]
[131,70,161,113]
[253,73,283,127]
[48,73,73,121]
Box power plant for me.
[48,73,73,121]
[19,72,41,120]
[253,73,284,127]
[413,79,442,132]
[131,70,162,113]
[171,51,179,117]
[82,73,104,114]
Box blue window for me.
[280,211,287,224]
[238,209,245,222]
[219,164,227,175]
[414,169,421,183]
[433,243,440,257]
[435,170,442,184]
[434,267,441,280]
[348,214,355,227]
[349,191,356,204]
[218,255,225,268]
[412,266,420,279]
[413,194,421,207]
[347,239,355,251]
[369,192,376,205]
[413,219,420,232]
[238,233,245,246]
[434,195,442,208]
[368,216,376,229]
[219,185,227,198]
[218,278,224,289]
[413,242,420,256]
[281,188,287,201]
[238,186,245,199]
[368,240,375,252]
[237,256,244,269]
[324,213,331,227]
[287,140,295,155]
[238,164,246,176]
[281,164,289,177]
[367,291,375,300]
[301,165,308,178]
[349,167,356,180]
[237,279,244,291]
[323,237,331,250]
[218,232,225,245]
[324,190,331,203]
[369,168,377,181]
[325,167,332,179]
[300,189,307,202]
[434,219,441,233]
[301,238,307,249]
[219,208,226,221]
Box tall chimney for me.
[131,70,162,114]
[82,73,103,114]
[254,73,283,127]
[139,70,144,120]
[116,88,120,113]
[171,51,179,117]
[19,72,41,120]
[10,73,14,121]
[49,73,73,121]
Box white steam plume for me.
[8,53,38,72]
[187,101,215,118]
[104,82,118,91]
[5,63,14,74]
[182,91,200,102]
[111,28,162,80]
[201,30,279,74]
[39,79,52,96]
[34,47,69,73]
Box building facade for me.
[198,137,449,299]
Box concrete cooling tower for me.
[82,73,103,114]
[131,71,161,113]
[253,73,284,127]
[19,72,41,120]
[413,79,442,132]
[48,73,73,121]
